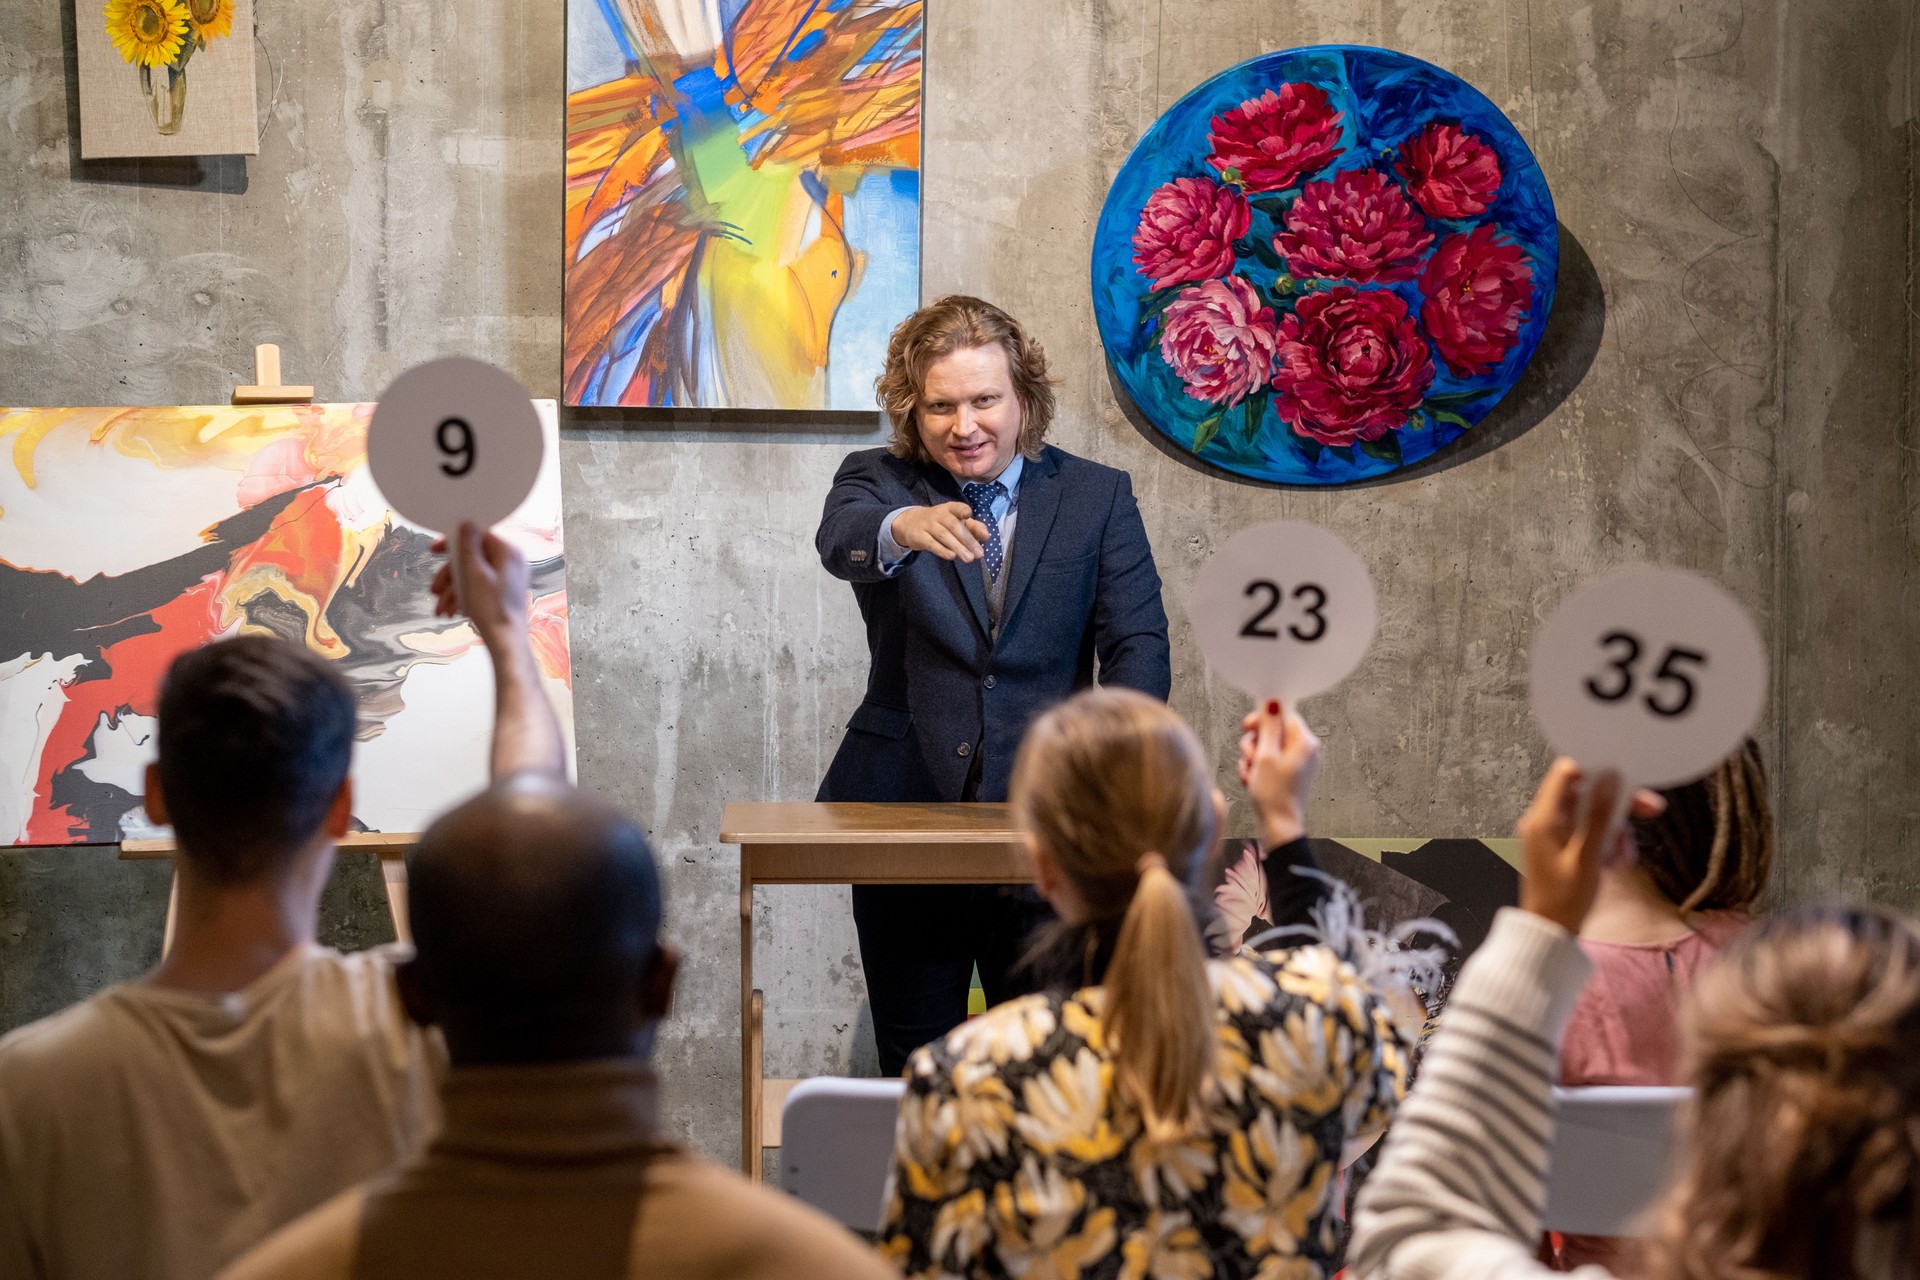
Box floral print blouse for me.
[878,945,1413,1280]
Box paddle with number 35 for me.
[1529,566,1768,832]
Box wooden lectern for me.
[718,802,1032,1179]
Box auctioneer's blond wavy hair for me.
[875,295,1057,464]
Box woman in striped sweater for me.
[1350,760,1920,1280]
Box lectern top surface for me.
[718,802,1022,845]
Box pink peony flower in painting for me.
[1275,168,1435,283]
[1420,225,1535,375]
[1206,83,1345,192]
[1157,276,1280,407]
[1131,177,1253,290]
[1271,285,1435,446]
[1396,122,1504,218]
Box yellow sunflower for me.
[104,0,188,68]
[184,0,233,45]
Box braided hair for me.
[1630,737,1773,913]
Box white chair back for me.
[780,1077,908,1232]
[1543,1085,1688,1236]
[779,1079,1684,1240]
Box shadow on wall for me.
[1109,222,1606,491]
[56,0,250,193]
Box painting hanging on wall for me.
[1092,46,1557,485]
[0,403,574,846]
[564,0,924,410]
[78,0,260,158]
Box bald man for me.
[221,742,896,1273]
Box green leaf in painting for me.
[1251,193,1297,217]
[1331,445,1356,464]
[1242,391,1269,442]
[1220,166,1244,186]
[1358,432,1403,464]
[1247,237,1288,272]
[1140,284,1184,314]
[1291,432,1323,465]
[1192,412,1225,451]
[1429,409,1471,432]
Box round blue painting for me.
[1092,45,1558,484]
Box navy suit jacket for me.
[815,444,1172,804]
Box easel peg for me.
[233,343,315,406]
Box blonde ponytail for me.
[1010,688,1220,1141]
[1106,855,1217,1141]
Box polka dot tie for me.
[961,480,1006,583]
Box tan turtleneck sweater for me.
[218,1058,900,1280]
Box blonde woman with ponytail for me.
[880,690,1416,1280]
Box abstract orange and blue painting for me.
[0,404,574,846]
[565,0,923,409]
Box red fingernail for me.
[1265,700,1280,716]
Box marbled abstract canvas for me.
[0,402,573,845]
[564,0,923,409]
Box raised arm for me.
[1238,701,1328,928]
[1090,472,1171,697]
[1348,763,1656,1280]
[430,523,567,783]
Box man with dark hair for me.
[0,524,565,1280]
[220,779,899,1278]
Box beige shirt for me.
[0,944,442,1280]
[220,1059,900,1280]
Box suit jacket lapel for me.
[918,465,991,640]
[999,450,1062,635]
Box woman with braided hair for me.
[1349,760,1920,1280]
[1548,739,1774,1268]
[1559,737,1774,1088]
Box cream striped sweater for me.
[1350,907,1613,1280]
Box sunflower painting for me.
[78,0,257,158]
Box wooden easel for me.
[230,343,313,405]
[121,834,418,953]
[117,346,417,957]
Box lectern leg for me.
[740,862,758,1176]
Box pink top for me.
[1557,910,1752,1087]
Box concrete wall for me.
[2,0,1915,1160]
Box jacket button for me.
[956,742,972,758]
[983,675,997,689]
